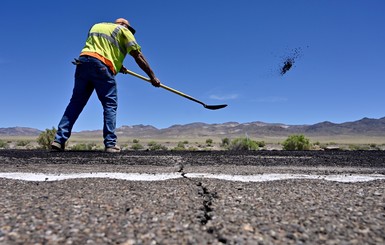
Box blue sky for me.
[1,0,384,131]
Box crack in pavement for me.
[177,162,228,244]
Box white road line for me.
[0,172,181,182]
[1,172,385,183]
[185,173,385,183]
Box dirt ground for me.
[0,150,384,244]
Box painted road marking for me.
[1,172,385,183]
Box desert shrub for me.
[0,139,8,148]
[172,141,187,151]
[255,141,266,148]
[368,143,381,150]
[16,140,30,147]
[132,139,140,144]
[71,143,95,151]
[148,141,167,151]
[37,127,57,149]
[319,143,328,149]
[228,137,259,151]
[221,138,230,148]
[282,134,311,150]
[131,143,144,151]
[348,144,370,151]
[206,138,213,146]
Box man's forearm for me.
[134,53,156,80]
[129,49,161,87]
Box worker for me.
[51,18,160,153]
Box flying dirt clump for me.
[280,47,303,76]
[280,58,294,75]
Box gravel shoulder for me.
[0,150,384,244]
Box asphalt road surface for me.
[0,150,384,244]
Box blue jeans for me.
[55,56,118,147]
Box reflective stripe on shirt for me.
[126,41,139,49]
[89,26,127,55]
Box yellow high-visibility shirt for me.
[80,22,141,74]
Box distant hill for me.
[74,117,385,139]
[301,117,385,136]
[1,117,385,139]
[0,127,42,136]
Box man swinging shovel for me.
[52,18,226,153]
[52,18,160,153]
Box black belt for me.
[71,58,82,65]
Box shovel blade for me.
[204,104,228,110]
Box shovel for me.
[124,69,227,110]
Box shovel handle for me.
[124,69,205,106]
[124,69,227,110]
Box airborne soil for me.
[1,150,385,244]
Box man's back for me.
[81,22,140,74]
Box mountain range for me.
[1,117,385,139]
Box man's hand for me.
[121,64,160,87]
[120,66,129,74]
[150,77,161,87]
